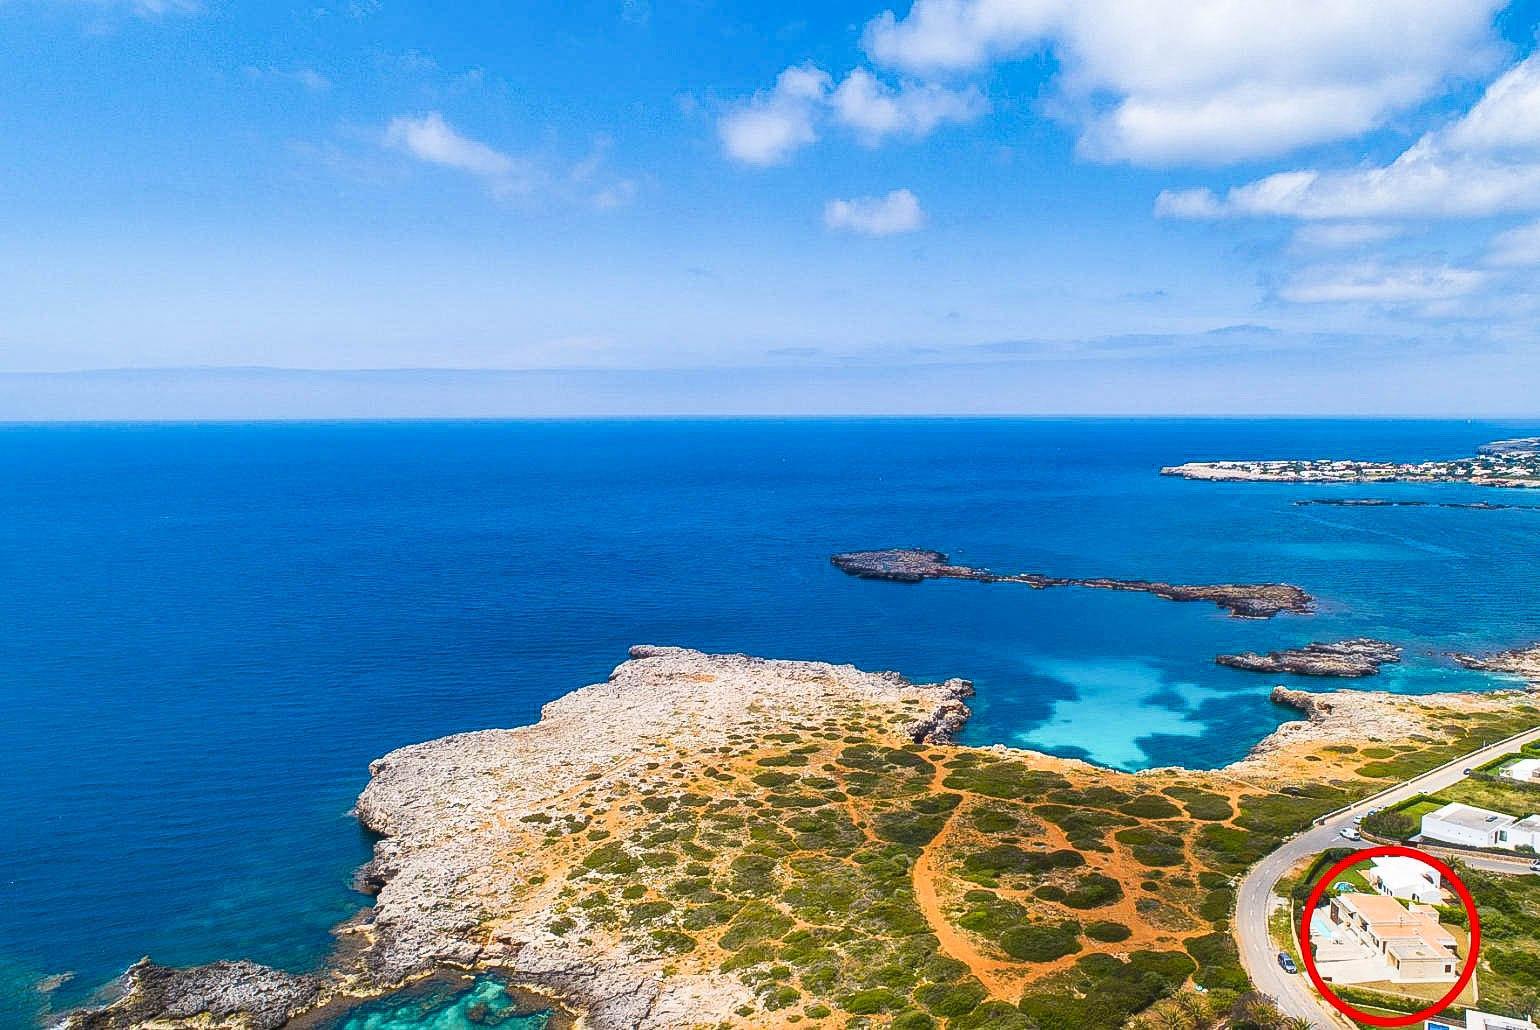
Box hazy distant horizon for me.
[4,362,1540,420]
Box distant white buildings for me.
[1368,856,1445,904]
[1505,757,1540,784]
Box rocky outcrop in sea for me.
[1216,639,1402,678]
[830,548,1313,619]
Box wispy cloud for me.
[1158,54,1540,220]
[1290,223,1402,250]
[1281,262,1486,304]
[244,66,331,92]
[824,188,925,236]
[383,112,534,196]
[1486,219,1540,267]
[719,64,983,165]
[830,68,986,145]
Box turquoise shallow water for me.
[310,977,549,1030]
[2,418,1539,1025]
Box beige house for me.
[1318,893,1459,985]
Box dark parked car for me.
[1278,951,1298,974]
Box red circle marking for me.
[1296,844,1481,1028]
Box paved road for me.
[1234,723,1540,1029]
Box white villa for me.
[1314,893,1459,985]
[1420,801,1540,851]
[1368,856,1445,904]
[1505,757,1540,784]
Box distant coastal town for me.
[1163,438,1540,489]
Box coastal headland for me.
[73,645,1540,1030]
[830,548,1313,619]
[1161,438,1540,488]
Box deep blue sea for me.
[4,419,1540,1026]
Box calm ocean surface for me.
[3,419,1540,1025]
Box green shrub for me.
[1085,920,1132,942]
[1119,795,1182,819]
[999,922,1081,962]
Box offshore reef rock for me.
[831,548,1313,619]
[1218,638,1402,678]
[67,959,322,1030]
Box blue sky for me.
[4,0,1540,414]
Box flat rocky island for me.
[831,548,1313,619]
[1216,638,1402,678]
[1162,438,1540,488]
[69,645,1540,1030]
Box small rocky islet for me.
[1215,638,1402,678]
[829,548,1313,620]
[1294,497,1540,510]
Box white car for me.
[1340,827,1361,841]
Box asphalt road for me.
[1233,723,1540,1029]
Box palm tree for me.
[1283,1017,1317,1030]
[1174,991,1210,1027]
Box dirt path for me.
[911,765,1035,1001]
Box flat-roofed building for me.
[1324,894,1458,984]
[1368,856,1444,904]
[1421,801,1518,848]
[1510,814,1540,851]
[1504,757,1540,784]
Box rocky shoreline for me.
[1451,643,1540,681]
[1161,439,1540,488]
[831,548,1314,619]
[64,642,1540,1029]
[1215,638,1401,678]
[68,646,976,1030]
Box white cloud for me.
[1159,54,1540,220]
[824,188,925,235]
[1281,262,1485,304]
[720,64,983,164]
[1486,219,1540,267]
[718,64,832,166]
[860,0,1502,164]
[831,68,986,143]
[1291,223,1403,249]
[384,112,533,195]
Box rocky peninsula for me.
[1215,638,1402,678]
[831,548,1313,619]
[70,646,1540,1030]
[1161,439,1540,488]
[1451,642,1540,681]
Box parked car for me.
[1277,951,1298,974]
[1530,860,1540,873]
[1464,768,1473,775]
